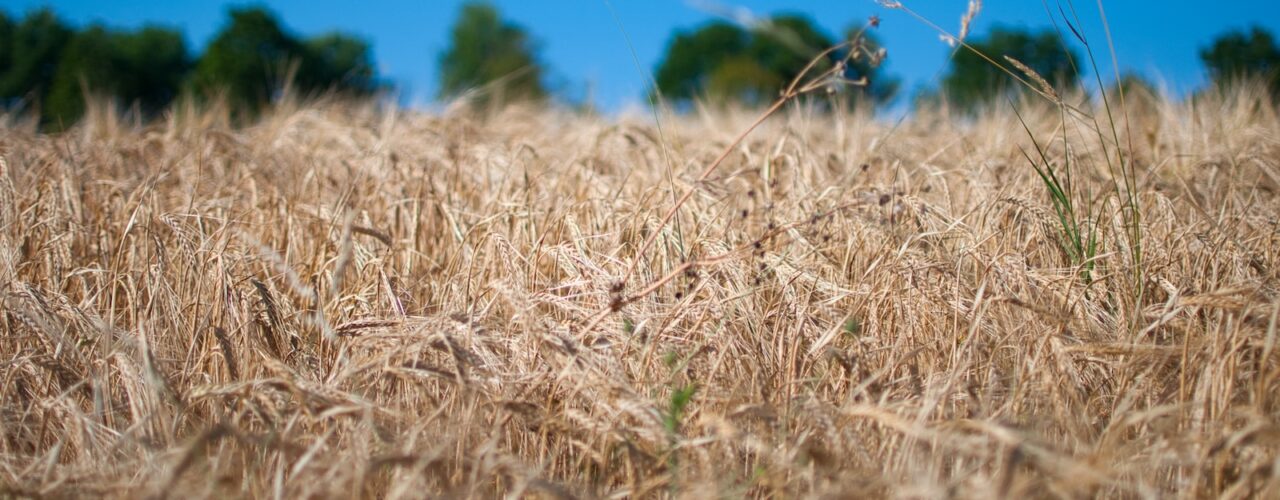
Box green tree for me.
[190,7,305,116]
[747,15,835,95]
[191,7,381,118]
[940,26,1080,110]
[0,12,13,92]
[44,26,113,125]
[655,21,749,103]
[0,9,72,111]
[0,7,376,128]
[438,2,547,106]
[1200,26,1280,96]
[705,56,781,105]
[300,33,379,96]
[120,27,193,111]
[45,25,190,126]
[655,15,895,107]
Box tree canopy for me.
[45,25,190,127]
[192,7,379,118]
[301,33,379,95]
[190,7,304,116]
[656,21,749,104]
[655,15,896,107]
[1200,25,1280,96]
[939,26,1080,110]
[0,7,378,128]
[0,9,72,112]
[438,2,547,106]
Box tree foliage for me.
[191,7,304,115]
[655,21,748,104]
[0,9,72,111]
[192,7,379,118]
[301,33,379,95]
[0,7,379,128]
[438,2,547,106]
[45,25,190,127]
[654,15,896,107]
[746,15,834,100]
[1200,25,1280,96]
[940,26,1080,110]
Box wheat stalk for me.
[0,77,1274,498]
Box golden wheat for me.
[0,88,1278,498]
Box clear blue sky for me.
[5,0,1280,110]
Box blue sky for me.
[5,0,1280,110]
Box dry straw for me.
[959,0,982,42]
[1004,55,1061,102]
[0,30,1278,500]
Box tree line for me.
[654,18,1280,111]
[0,6,378,129]
[1,2,1278,129]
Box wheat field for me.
[1,86,1278,498]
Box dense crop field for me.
[1,88,1278,497]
